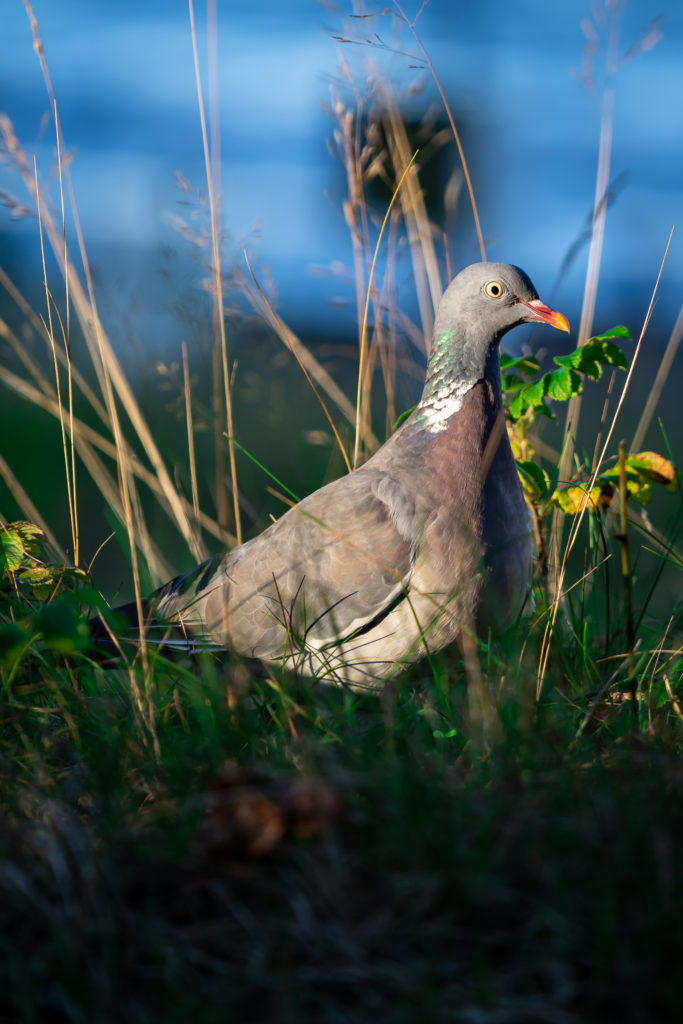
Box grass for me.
[1,2,683,1021]
[0,643,682,1022]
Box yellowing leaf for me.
[551,484,608,515]
[516,459,549,498]
[628,452,679,491]
[11,521,44,557]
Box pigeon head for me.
[417,262,569,431]
[433,262,570,345]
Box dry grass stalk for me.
[551,4,621,591]
[616,440,636,706]
[353,149,418,468]
[54,101,79,566]
[182,342,201,535]
[333,70,368,350]
[188,0,242,544]
[382,88,442,340]
[34,157,79,565]
[663,673,683,724]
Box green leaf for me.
[548,484,606,515]
[553,339,626,380]
[17,566,56,586]
[508,391,525,420]
[546,366,583,401]
[553,348,585,370]
[581,337,628,370]
[500,353,540,376]
[594,325,630,340]
[626,452,679,491]
[599,451,679,506]
[523,377,550,408]
[393,406,416,432]
[501,372,526,393]
[516,459,550,498]
[508,378,555,420]
[626,476,654,504]
[12,522,44,558]
[1,528,25,574]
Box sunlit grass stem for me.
[188,0,242,545]
[353,150,419,469]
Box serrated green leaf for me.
[582,360,603,380]
[546,366,583,401]
[553,339,627,379]
[581,338,628,369]
[17,566,56,586]
[1,529,25,574]
[594,325,630,340]
[11,521,44,557]
[516,459,550,497]
[523,377,550,408]
[508,391,525,419]
[553,351,583,369]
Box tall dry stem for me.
[34,158,78,563]
[353,150,418,468]
[188,0,242,544]
[550,4,621,591]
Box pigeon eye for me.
[485,281,504,299]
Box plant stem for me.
[616,440,636,714]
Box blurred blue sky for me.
[1,0,682,348]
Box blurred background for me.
[0,0,681,598]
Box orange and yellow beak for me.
[517,299,570,333]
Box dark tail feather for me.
[89,553,228,660]
[88,590,220,659]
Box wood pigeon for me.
[113,262,569,688]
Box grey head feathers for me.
[418,262,568,433]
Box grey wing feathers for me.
[155,469,417,658]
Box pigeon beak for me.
[517,299,570,333]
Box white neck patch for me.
[419,378,475,433]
